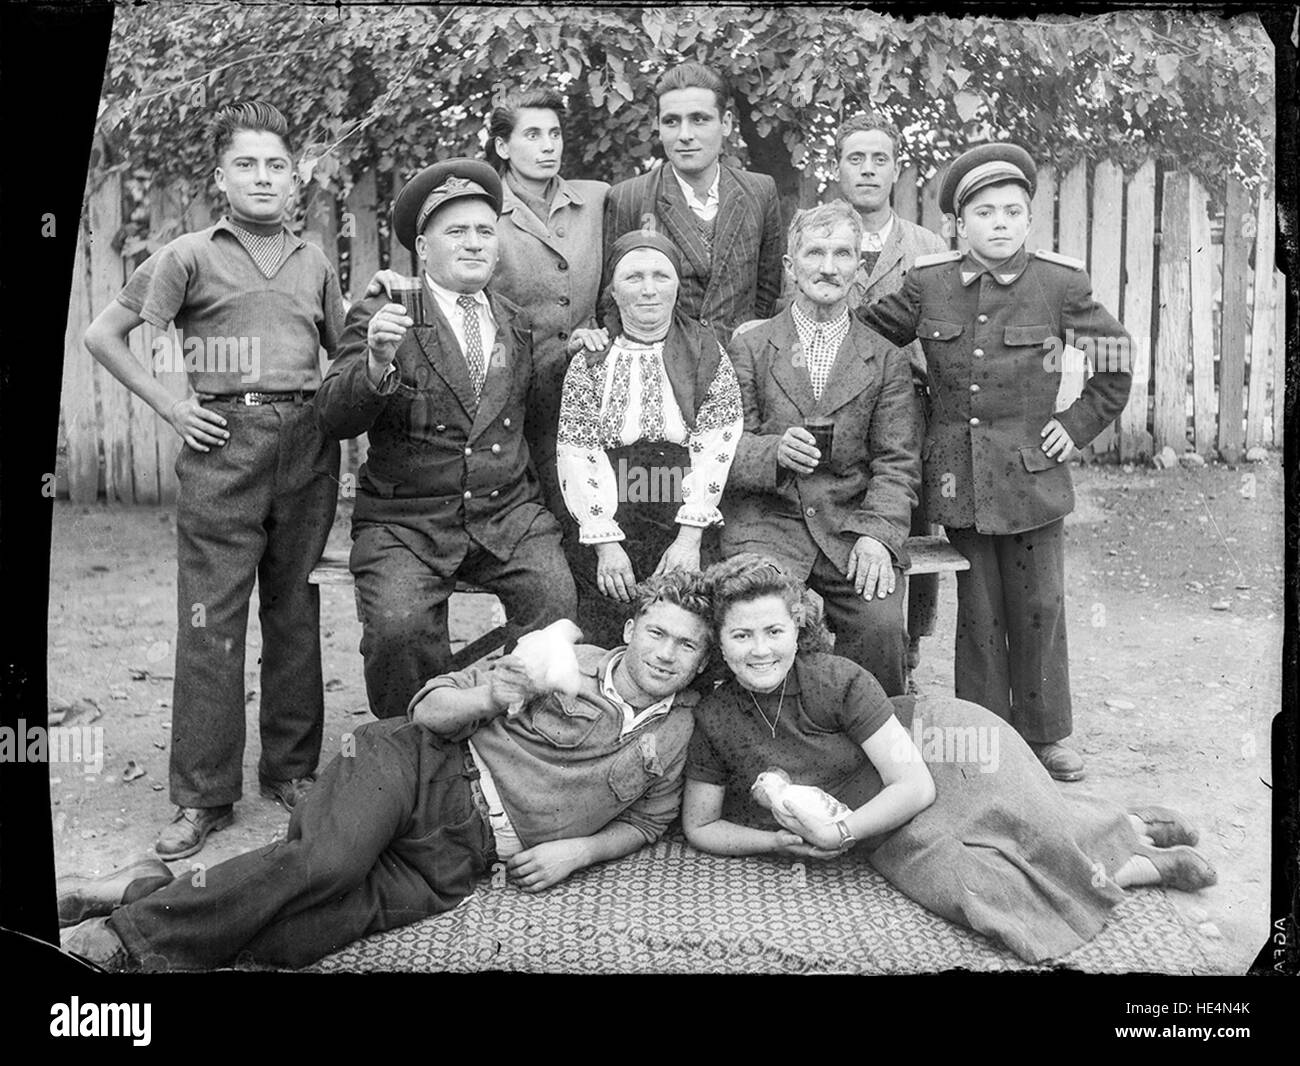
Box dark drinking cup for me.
[805,420,835,467]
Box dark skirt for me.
[864,695,1139,963]
[565,439,718,648]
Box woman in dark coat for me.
[683,554,1218,964]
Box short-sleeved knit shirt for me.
[117,217,345,394]
[687,651,895,831]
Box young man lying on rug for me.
[58,571,714,971]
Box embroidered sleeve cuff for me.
[577,522,626,545]
[674,506,723,528]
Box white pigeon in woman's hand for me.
[751,768,852,851]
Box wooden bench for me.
[309,535,968,669]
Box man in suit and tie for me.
[316,159,577,719]
[835,113,949,676]
[603,61,784,340]
[721,200,919,695]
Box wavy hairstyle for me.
[209,101,293,164]
[629,568,716,653]
[704,553,834,655]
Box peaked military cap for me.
[392,158,504,251]
[940,143,1037,216]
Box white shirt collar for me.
[671,164,720,212]
[860,212,895,252]
[603,650,676,736]
[424,274,490,309]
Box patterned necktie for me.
[457,294,485,395]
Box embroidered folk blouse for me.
[555,334,744,544]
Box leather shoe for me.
[1129,804,1200,847]
[259,776,316,813]
[1137,842,1218,891]
[155,805,234,860]
[1030,741,1086,781]
[61,917,134,972]
[57,856,174,927]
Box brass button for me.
[558,331,568,341]
[969,417,980,426]
[977,314,988,324]
[970,384,980,393]
[490,490,500,498]
[555,226,566,238]
[973,348,984,357]
[463,490,472,500]
[557,260,569,271]
[503,417,511,427]
[435,424,446,432]
[805,506,816,518]
[931,330,941,338]
[558,296,570,307]
[464,446,473,456]
[491,443,501,454]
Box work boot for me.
[1030,741,1085,782]
[155,805,234,861]
[259,776,316,813]
[57,856,174,927]
[61,917,134,972]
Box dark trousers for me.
[351,517,576,719]
[110,719,493,971]
[907,384,938,643]
[945,520,1071,743]
[171,398,338,807]
[809,551,907,697]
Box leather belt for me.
[205,390,316,406]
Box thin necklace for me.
[747,675,787,739]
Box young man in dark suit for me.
[603,61,784,340]
[315,159,576,720]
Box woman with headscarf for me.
[486,90,609,521]
[556,229,744,648]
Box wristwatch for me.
[833,818,856,850]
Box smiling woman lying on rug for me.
[683,554,1217,964]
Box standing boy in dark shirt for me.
[858,143,1132,781]
[84,102,343,857]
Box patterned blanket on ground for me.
[308,833,1210,975]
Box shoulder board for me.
[1034,249,1086,271]
[913,249,963,268]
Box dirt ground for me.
[45,458,1283,974]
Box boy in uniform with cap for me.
[83,102,343,858]
[315,158,576,720]
[857,143,1132,781]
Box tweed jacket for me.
[493,176,609,466]
[603,162,784,336]
[721,307,920,574]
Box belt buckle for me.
[241,392,260,406]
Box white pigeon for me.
[505,619,584,715]
[751,767,852,849]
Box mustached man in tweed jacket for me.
[602,61,785,342]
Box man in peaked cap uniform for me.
[316,158,576,719]
[857,142,1132,781]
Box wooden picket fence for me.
[59,156,1285,503]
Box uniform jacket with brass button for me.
[316,285,552,568]
[858,246,1131,535]
[721,307,919,574]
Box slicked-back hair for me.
[704,554,835,655]
[486,89,567,173]
[210,101,293,164]
[787,199,864,258]
[654,61,730,115]
[835,112,903,161]
[630,570,715,651]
